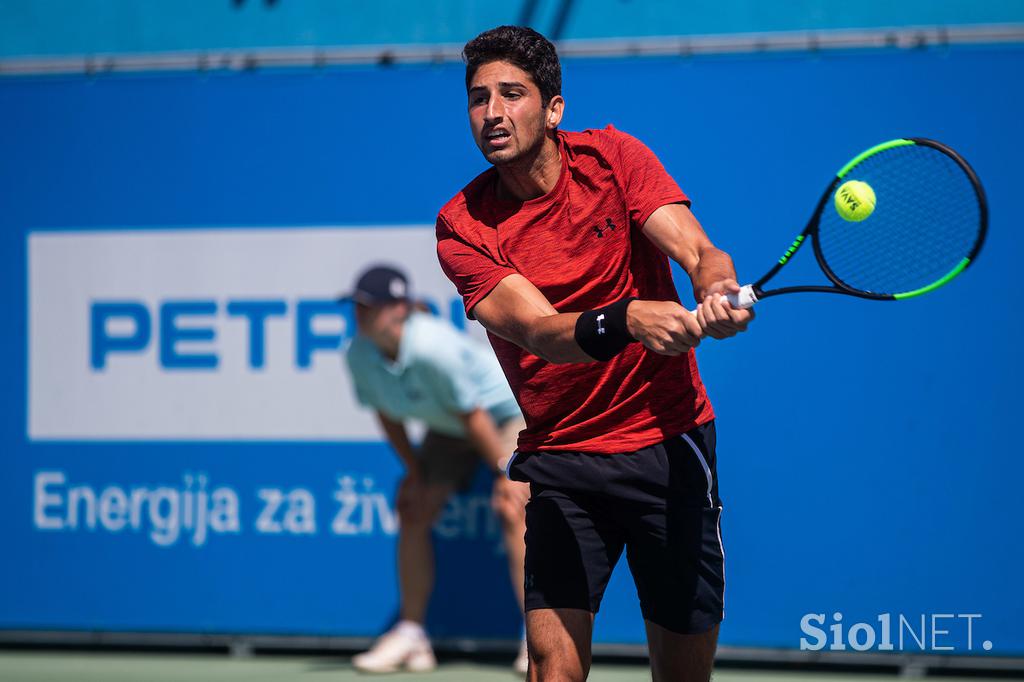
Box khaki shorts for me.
[418,416,525,491]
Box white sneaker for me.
[352,626,437,673]
[513,639,529,675]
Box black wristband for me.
[574,297,637,361]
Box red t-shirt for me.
[436,126,714,453]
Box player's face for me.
[354,300,408,346]
[467,60,561,166]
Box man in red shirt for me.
[436,26,754,682]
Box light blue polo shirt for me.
[345,312,521,438]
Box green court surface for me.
[0,652,1017,682]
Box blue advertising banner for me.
[2,0,1022,58]
[2,44,1023,654]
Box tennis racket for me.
[722,138,987,309]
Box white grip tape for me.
[690,284,758,315]
[727,284,758,309]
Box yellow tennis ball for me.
[834,180,876,222]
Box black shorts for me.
[508,420,724,635]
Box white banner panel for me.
[28,227,476,440]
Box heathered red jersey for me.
[436,126,714,453]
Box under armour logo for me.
[596,313,606,335]
[592,218,617,238]
[525,574,535,589]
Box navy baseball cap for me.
[337,265,410,306]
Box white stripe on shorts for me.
[681,432,714,507]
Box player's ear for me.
[545,95,565,130]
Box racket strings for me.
[816,145,981,296]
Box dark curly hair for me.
[463,26,562,106]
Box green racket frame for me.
[728,138,988,308]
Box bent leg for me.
[526,608,593,682]
[396,481,453,623]
[492,478,530,610]
[522,486,626,681]
[647,621,719,682]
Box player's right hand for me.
[625,300,702,355]
[491,477,530,524]
[396,470,424,516]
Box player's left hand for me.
[697,279,755,339]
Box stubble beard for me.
[486,119,548,171]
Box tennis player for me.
[436,27,754,682]
[341,265,531,674]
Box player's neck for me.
[376,325,403,363]
[494,135,561,202]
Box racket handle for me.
[688,282,761,317]
[727,284,758,309]
[690,285,758,315]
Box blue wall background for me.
[1,0,1023,57]
[2,43,1023,653]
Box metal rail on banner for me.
[1,24,1023,76]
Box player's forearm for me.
[641,204,737,301]
[459,407,508,471]
[688,245,737,302]
[521,312,595,364]
[472,274,611,364]
[376,412,418,472]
